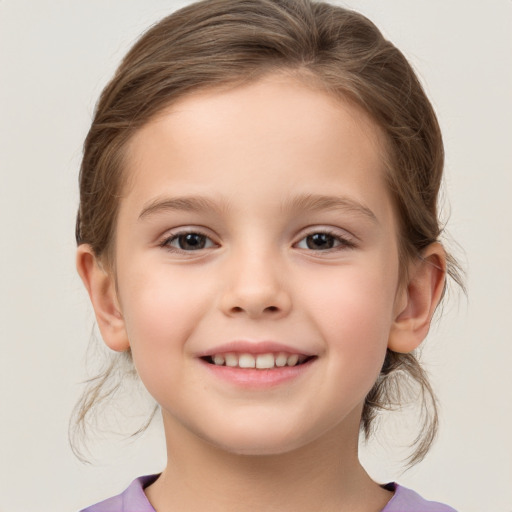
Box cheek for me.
[116,266,206,378]
[301,261,398,384]
[117,275,202,410]
[306,261,397,329]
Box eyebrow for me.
[138,193,378,223]
[283,193,378,224]
[138,196,223,220]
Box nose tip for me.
[219,267,292,319]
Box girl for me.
[74,0,460,510]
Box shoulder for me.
[382,483,457,512]
[79,475,159,512]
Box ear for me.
[76,245,130,352]
[388,243,447,354]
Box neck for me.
[145,412,392,512]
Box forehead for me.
[121,74,392,219]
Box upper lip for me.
[196,340,316,357]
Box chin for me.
[200,425,316,457]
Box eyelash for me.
[158,228,357,254]
[294,229,357,252]
[159,230,217,253]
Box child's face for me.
[109,75,407,455]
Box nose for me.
[219,247,292,319]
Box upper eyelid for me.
[156,225,358,247]
[293,225,358,243]
[159,227,218,246]
[160,226,216,238]
[294,233,356,249]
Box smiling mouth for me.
[201,352,316,369]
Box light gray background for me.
[1,1,511,511]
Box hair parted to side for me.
[73,0,463,465]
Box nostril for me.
[229,305,280,315]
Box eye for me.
[295,231,355,251]
[162,231,216,251]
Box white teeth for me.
[256,353,275,369]
[287,354,299,366]
[209,352,309,369]
[225,353,238,367]
[213,354,225,366]
[238,354,256,368]
[275,353,288,367]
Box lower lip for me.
[199,358,315,389]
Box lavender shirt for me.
[80,475,457,511]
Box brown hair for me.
[73,0,462,465]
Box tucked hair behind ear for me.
[73,0,463,465]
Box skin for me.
[77,74,446,512]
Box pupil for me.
[307,233,334,250]
[179,233,205,250]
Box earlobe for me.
[388,243,447,354]
[76,245,130,352]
